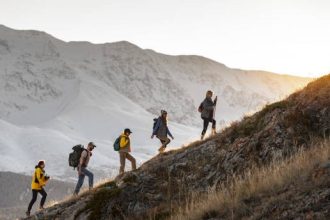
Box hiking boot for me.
[25,211,30,217]
[39,206,44,210]
[212,128,217,135]
[201,134,205,140]
[158,146,166,153]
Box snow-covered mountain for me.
[0,24,311,181]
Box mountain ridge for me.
[0,24,313,189]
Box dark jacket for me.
[152,117,173,139]
[201,97,216,119]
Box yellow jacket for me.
[119,133,131,152]
[31,167,48,190]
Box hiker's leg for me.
[202,118,209,135]
[39,188,47,208]
[119,152,126,174]
[164,137,171,147]
[212,119,216,129]
[160,139,166,147]
[211,119,217,135]
[126,153,136,170]
[82,167,94,189]
[158,138,167,152]
[27,190,38,212]
[157,138,166,152]
[74,173,85,194]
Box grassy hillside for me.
[24,74,330,220]
[172,140,330,219]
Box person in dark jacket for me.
[151,110,174,153]
[199,90,217,140]
[26,160,50,217]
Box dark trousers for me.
[202,117,216,135]
[27,189,47,212]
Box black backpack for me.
[198,102,204,113]
[69,145,86,169]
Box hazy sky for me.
[0,0,329,77]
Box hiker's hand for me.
[171,136,174,140]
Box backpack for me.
[68,145,86,169]
[113,136,121,151]
[153,118,159,130]
[198,102,204,113]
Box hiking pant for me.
[27,188,47,212]
[202,117,216,135]
[74,167,94,194]
[158,136,171,148]
[119,152,136,175]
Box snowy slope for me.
[0,24,312,181]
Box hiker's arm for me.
[214,96,218,105]
[167,127,174,139]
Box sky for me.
[0,0,329,77]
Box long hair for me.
[161,114,168,125]
[35,160,45,169]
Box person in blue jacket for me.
[151,110,174,153]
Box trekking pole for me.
[213,96,217,119]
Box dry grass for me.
[171,140,330,220]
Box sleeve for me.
[120,136,128,148]
[167,127,174,139]
[214,97,218,106]
[152,118,161,135]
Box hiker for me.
[151,110,174,153]
[199,90,217,140]
[26,160,50,217]
[73,142,96,195]
[118,128,137,175]
[118,128,136,175]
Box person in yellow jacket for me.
[119,128,136,175]
[26,160,50,217]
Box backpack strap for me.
[81,149,89,167]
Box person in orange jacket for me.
[26,160,50,217]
